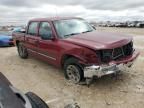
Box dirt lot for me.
[0,27,144,108]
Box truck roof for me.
[29,17,82,22]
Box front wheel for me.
[17,42,28,59]
[64,58,84,84]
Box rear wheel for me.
[17,42,28,59]
[64,57,84,84]
[25,92,49,108]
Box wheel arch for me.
[61,54,86,68]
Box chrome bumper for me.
[84,61,134,78]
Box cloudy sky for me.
[0,0,144,25]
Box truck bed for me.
[12,32,25,44]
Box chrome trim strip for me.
[27,49,56,60]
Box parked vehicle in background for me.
[0,31,14,46]
[128,23,136,27]
[12,17,139,84]
[115,23,127,27]
[13,27,26,33]
[138,23,144,28]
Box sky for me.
[0,0,144,25]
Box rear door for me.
[25,22,39,53]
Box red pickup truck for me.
[12,17,139,84]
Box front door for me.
[37,22,59,65]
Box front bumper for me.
[84,50,139,78]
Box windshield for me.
[54,19,94,38]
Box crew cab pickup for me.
[12,17,139,84]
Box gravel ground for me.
[0,28,144,108]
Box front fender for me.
[61,47,100,66]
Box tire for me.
[25,92,49,108]
[64,57,84,84]
[17,42,28,59]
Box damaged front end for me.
[83,41,139,79]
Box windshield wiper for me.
[64,33,80,37]
[63,30,92,38]
[82,30,93,34]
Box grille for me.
[123,42,133,56]
[112,47,123,59]
[100,41,133,62]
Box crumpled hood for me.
[0,35,12,40]
[64,31,132,50]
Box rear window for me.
[27,22,38,36]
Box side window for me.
[27,22,38,36]
[39,22,52,39]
